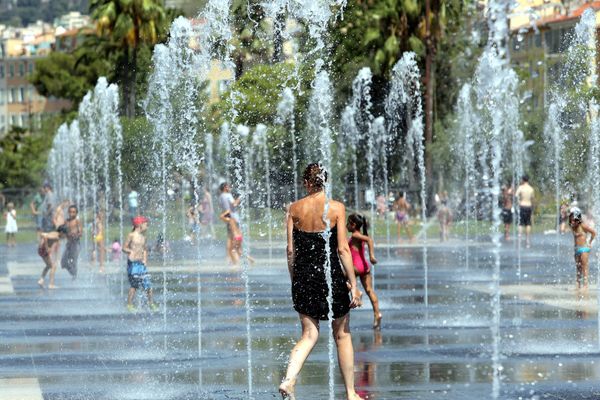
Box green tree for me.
[0,116,68,189]
[230,0,272,78]
[30,47,112,107]
[90,0,166,117]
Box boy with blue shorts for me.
[123,216,158,312]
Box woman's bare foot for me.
[373,313,383,330]
[37,278,45,288]
[347,392,364,400]
[48,284,59,289]
[279,377,296,399]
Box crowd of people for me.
[3,167,600,398]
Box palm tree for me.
[90,0,166,117]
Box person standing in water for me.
[436,200,452,242]
[123,216,157,312]
[30,187,44,238]
[61,205,82,279]
[568,207,596,290]
[4,202,17,247]
[37,225,68,289]
[393,192,413,242]
[347,213,382,329]
[92,210,106,273]
[501,184,514,241]
[218,182,241,264]
[279,163,363,400]
[515,175,535,248]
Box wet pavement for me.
[1,234,600,399]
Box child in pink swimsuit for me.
[348,213,382,329]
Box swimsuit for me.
[396,211,408,223]
[61,239,80,278]
[127,260,152,290]
[501,208,513,224]
[234,235,243,242]
[291,227,350,320]
[349,239,370,277]
[519,206,532,226]
[575,246,591,256]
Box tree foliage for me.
[0,116,69,189]
[90,0,170,117]
[30,47,112,106]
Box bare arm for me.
[351,231,376,262]
[30,201,38,215]
[219,210,230,222]
[286,208,295,280]
[336,204,362,308]
[122,233,133,254]
[584,224,596,246]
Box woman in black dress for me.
[279,163,363,400]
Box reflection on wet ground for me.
[1,235,600,399]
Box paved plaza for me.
[1,235,600,399]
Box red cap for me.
[132,216,148,227]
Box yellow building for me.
[509,1,600,111]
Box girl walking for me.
[5,202,17,247]
[347,213,382,329]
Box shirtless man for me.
[61,205,82,279]
[515,175,535,248]
[123,216,157,312]
[393,192,413,242]
[501,185,514,241]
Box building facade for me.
[509,1,600,112]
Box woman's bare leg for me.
[280,314,320,398]
[332,314,363,400]
[360,274,382,329]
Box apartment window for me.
[28,63,33,74]
[10,114,17,126]
[21,113,28,127]
[19,87,25,102]
[535,33,541,48]
[9,64,14,77]
[0,89,4,105]
[9,88,15,103]
[0,65,4,78]
[18,63,24,77]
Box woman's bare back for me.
[290,192,342,232]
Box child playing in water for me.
[61,205,82,279]
[437,200,452,242]
[347,213,382,329]
[111,239,122,262]
[219,210,255,266]
[123,216,158,312]
[38,224,68,289]
[4,202,17,247]
[569,207,596,290]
